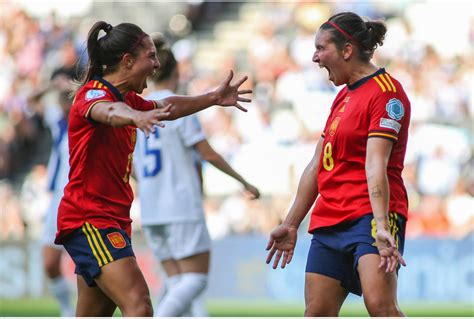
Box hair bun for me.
[104,24,113,34]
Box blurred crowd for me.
[1,1,472,242]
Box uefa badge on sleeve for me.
[386,98,404,120]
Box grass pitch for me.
[1,297,473,317]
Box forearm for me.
[283,163,319,228]
[160,92,218,120]
[366,164,390,230]
[91,102,137,127]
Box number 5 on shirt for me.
[144,130,162,177]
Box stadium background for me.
[0,0,472,316]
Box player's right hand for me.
[134,105,171,137]
[265,224,298,269]
[375,228,406,273]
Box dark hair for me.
[320,12,387,62]
[77,21,148,89]
[150,34,177,83]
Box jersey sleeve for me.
[74,86,115,119]
[128,92,157,111]
[178,114,206,147]
[368,91,408,143]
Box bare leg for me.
[156,251,210,316]
[76,275,117,317]
[43,246,74,316]
[94,256,153,317]
[358,254,405,316]
[304,273,348,317]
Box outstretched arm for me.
[156,70,252,120]
[366,137,406,272]
[194,140,260,199]
[266,138,323,269]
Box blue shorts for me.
[305,212,406,296]
[62,222,135,287]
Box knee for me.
[43,258,60,278]
[304,301,339,317]
[124,294,153,317]
[364,296,403,317]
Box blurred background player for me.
[28,73,75,317]
[133,35,260,317]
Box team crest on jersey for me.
[85,89,106,101]
[386,98,404,120]
[380,118,401,133]
[107,232,126,249]
[329,117,341,136]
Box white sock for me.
[156,273,207,317]
[48,276,74,317]
[190,291,208,317]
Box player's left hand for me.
[214,70,252,112]
[375,228,406,273]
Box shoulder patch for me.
[380,118,401,133]
[85,89,106,101]
[386,98,404,120]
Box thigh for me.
[95,256,151,311]
[177,251,210,274]
[76,275,117,316]
[305,272,348,317]
[357,254,399,303]
[161,259,182,277]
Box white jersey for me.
[44,104,69,194]
[42,104,69,246]
[133,89,206,225]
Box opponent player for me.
[54,21,252,316]
[34,88,74,316]
[133,36,260,317]
[266,12,411,317]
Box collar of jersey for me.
[92,75,125,102]
[347,67,385,91]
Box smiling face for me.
[312,29,349,86]
[127,36,160,94]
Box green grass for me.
[1,298,473,317]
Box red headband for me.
[128,32,147,53]
[327,21,358,45]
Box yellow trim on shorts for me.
[81,224,103,266]
[90,224,114,262]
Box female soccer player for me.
[266,12,410,317]
[54,21,252,316]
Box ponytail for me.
[73,21,148,94]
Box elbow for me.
[105,104,121,126]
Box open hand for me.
[375,228,406,273]
[214,70,252,112]
[135,105,171,137]
[265,224,298,269]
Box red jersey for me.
[55,76,157,243]
[309,68,410,232]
